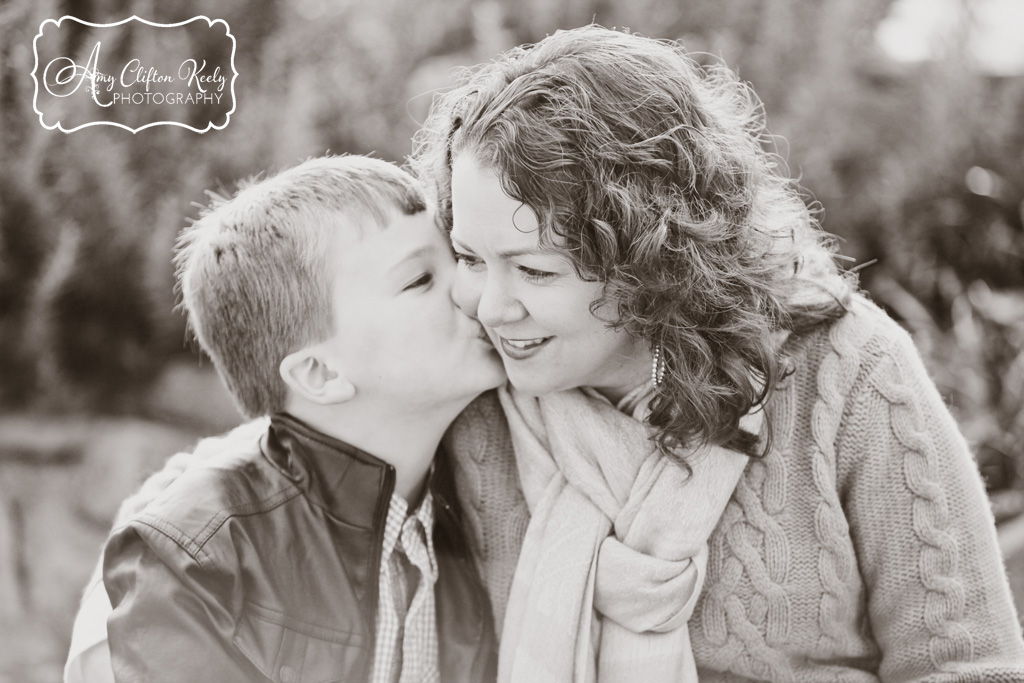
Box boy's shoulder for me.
[121,420,302,560]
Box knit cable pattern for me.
[808,306,876,654]
[699,376,794,680]
[867,356,974,668]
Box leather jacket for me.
[103,413,497,683]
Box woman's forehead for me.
[451,157,536,236]
[449,153,575,261]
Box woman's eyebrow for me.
[497,248,544,259]
[449,236,474,253]
[450,236,543,260]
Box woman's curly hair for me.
[410,25,853,458]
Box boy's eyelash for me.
[453,252,480,267]
[403,273,433,291]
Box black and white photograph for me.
[1,0,1024,681]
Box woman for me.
[411,25,1024,682]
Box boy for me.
[98,156,503,682]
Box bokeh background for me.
[1,0,1023,680]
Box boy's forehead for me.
[326,207,438,276]
[328,208,379,243]
[322,210,375,279]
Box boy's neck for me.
[286,401,461,502]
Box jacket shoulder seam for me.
[135,486,303,568]
[191,486,303,550]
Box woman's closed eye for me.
[453,252,483,269]
[402,272,433,291]
[517,265,556,283]
[454,249,556,282]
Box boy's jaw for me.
[281,353,495,501]
[285,208,505,498]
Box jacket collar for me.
[264,412,395,529]
[261,412,490,675]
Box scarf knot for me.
[498,385,755,683]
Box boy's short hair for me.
[175,155,426,417]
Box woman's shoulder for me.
[845,291,919,354]
[787,291,925,393]
[777,290,962,468]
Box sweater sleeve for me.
[837,322,1024,682]
[103,522,261,683]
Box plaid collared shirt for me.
[370,490,440,683]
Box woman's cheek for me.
[451,268,482,317]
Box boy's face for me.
[322,209,505,412]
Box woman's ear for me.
[279,348,356,405]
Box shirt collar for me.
[380,490,436,567]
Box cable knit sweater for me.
[444,294,1024,682]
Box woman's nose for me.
[452,268,525,328]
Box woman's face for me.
[449,153,651,401]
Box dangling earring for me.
[651,344,667,387]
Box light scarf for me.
[497,384,758,683]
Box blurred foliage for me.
[1,0,1022,487]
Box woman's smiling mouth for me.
[498,336,553,360]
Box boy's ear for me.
[279,347,356,405]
